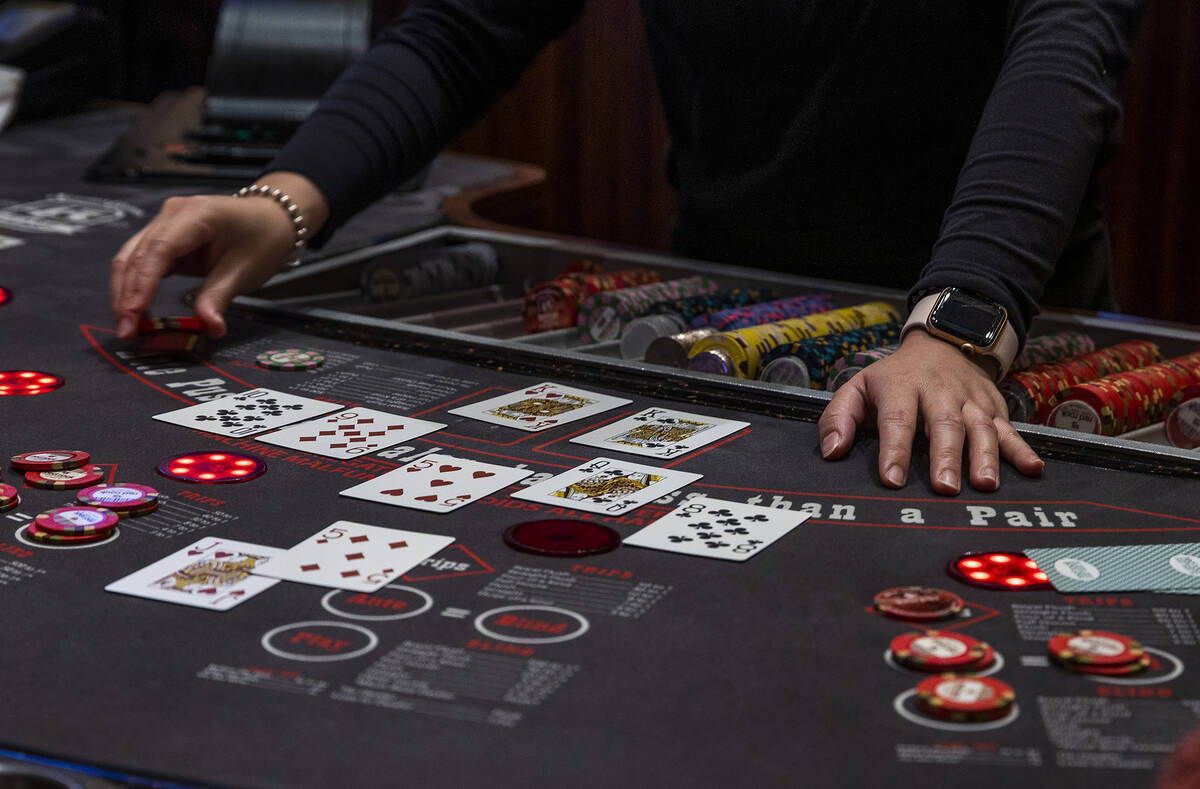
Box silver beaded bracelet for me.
[233,183,309,251]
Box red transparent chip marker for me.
[156,451,268,484]
[0,370,64,396]
[947,551,1052,590]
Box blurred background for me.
[9,0,1198,323]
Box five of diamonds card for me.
[512,457,701,515]
[448,382,631,432]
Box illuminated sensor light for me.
[157,451,268,485]
[989,554,1012,563]
[948,550,1053,590]
[0,370,64,396]
[1005,577,1028,586]
[960,559,984,569]
[969,571,991,580]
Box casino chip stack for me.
[914,674,1016,723]
[76,483,160,519]
[524,267,660,333]
[1047,351,1200,436]
[11,450,90,471]
[757,321,903,389]
[1047,629,1151,676]
[891,630,996,673]
[1011,330,1096,372]
[828,344,898,391]
[1165,383,1200,448]
[25,465,105,490]
[135,316,206,353]
[27,506,119,546]
[0,483,18,513]
[873,586,964,622]
[256,348,325,371]
[576,275,719,344]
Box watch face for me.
[928,289,1006,347]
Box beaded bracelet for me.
[233,183,309,251]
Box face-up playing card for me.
[153,387,342,437]
[105,538,285,610]
[622,496,810,561]
[511,457,701,515]
[339,453,532,513]
[1024,543,1200,593]
[259,408,445,459]
[571,407,749,459]
[254,521,453,592]
[447,382,631,432]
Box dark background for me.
[35,0,1200,324]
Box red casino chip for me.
[0,370,64,396]
[1053,653,1152,676]
[891,631,990,671]
[34,506,119,535]
[1165,384,1200,449]
[0,482,18,513]
[503,519,622,557]
[1048,629,1144,667]
[874,586,964,621]
[11,450,90,471]
[947,551,1051,590]
[24,465,106,490]
[137,315,204,333]
[915,674,1015,715]
[76,483,158,511]
[26,522,111,545]
[156,451,267,484]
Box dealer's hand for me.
[818,329,1043,494]
[110,172,328,340]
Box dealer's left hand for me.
[818,329,1043,494]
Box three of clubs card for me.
[448,382,631,432]
[253,521,454,592]
[340,454,532,513]
[623,496,811,561]
[153,388,341,438]
[105,538,285,610]
[512,457,701,515]
[260,407,445,459]
[572,407,749,459]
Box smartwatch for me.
[901,287,1019,382]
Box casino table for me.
[5,110,1200,789]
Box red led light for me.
[948,551,1052,590]
[0,286,10,306]
[0,370,64,395]
[157,451,268,484]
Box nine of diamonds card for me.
[571,406,749,459]
[623,496,811,561]
[259,407,445,459]
[512,457,701,515]
[448,382,631,432]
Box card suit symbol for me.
[668,535,693,543]
[472,471,494,479]
[187,549,203,555]
[430,479,452,487]
[214,551,232,558]
[381,488,405,496]
[405,466,423,472]
[710,509,734,517]
[716,518,741,527]
[744,514,769,522]
[199,588,217,594]
[340,570,361,578]
[300,563,321,572]
[345,552,365,561]
[724,527,750,535]
[688,521,713,530]
[350,535,369,543]
[388,541,408,549]
[438,465,461,473]
[704,541,730,549]
[416,494,438,502]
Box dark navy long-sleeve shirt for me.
[268,0,1141,340]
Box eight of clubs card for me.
[105,538,285,610]
[512,457,701,515]
[153,387,341,437]
[340,453,533,513]
[623,496,811,561]
[254,521,453,592]
[261,407,445,459]
[448,382,631,432]
[572,407,749,458]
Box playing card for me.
[259,408,445,459]
[511,457,701,515]
[447,382,631,432]
[571,407,749,459]
[1024,543,1200,593]
[153,387,342,437]
[254,521,453,592]
[105,538,285,611]
[622,496,810,561]
[339,453,532,513]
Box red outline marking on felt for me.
[402,543,495,582]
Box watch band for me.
[902,290,1019,382]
